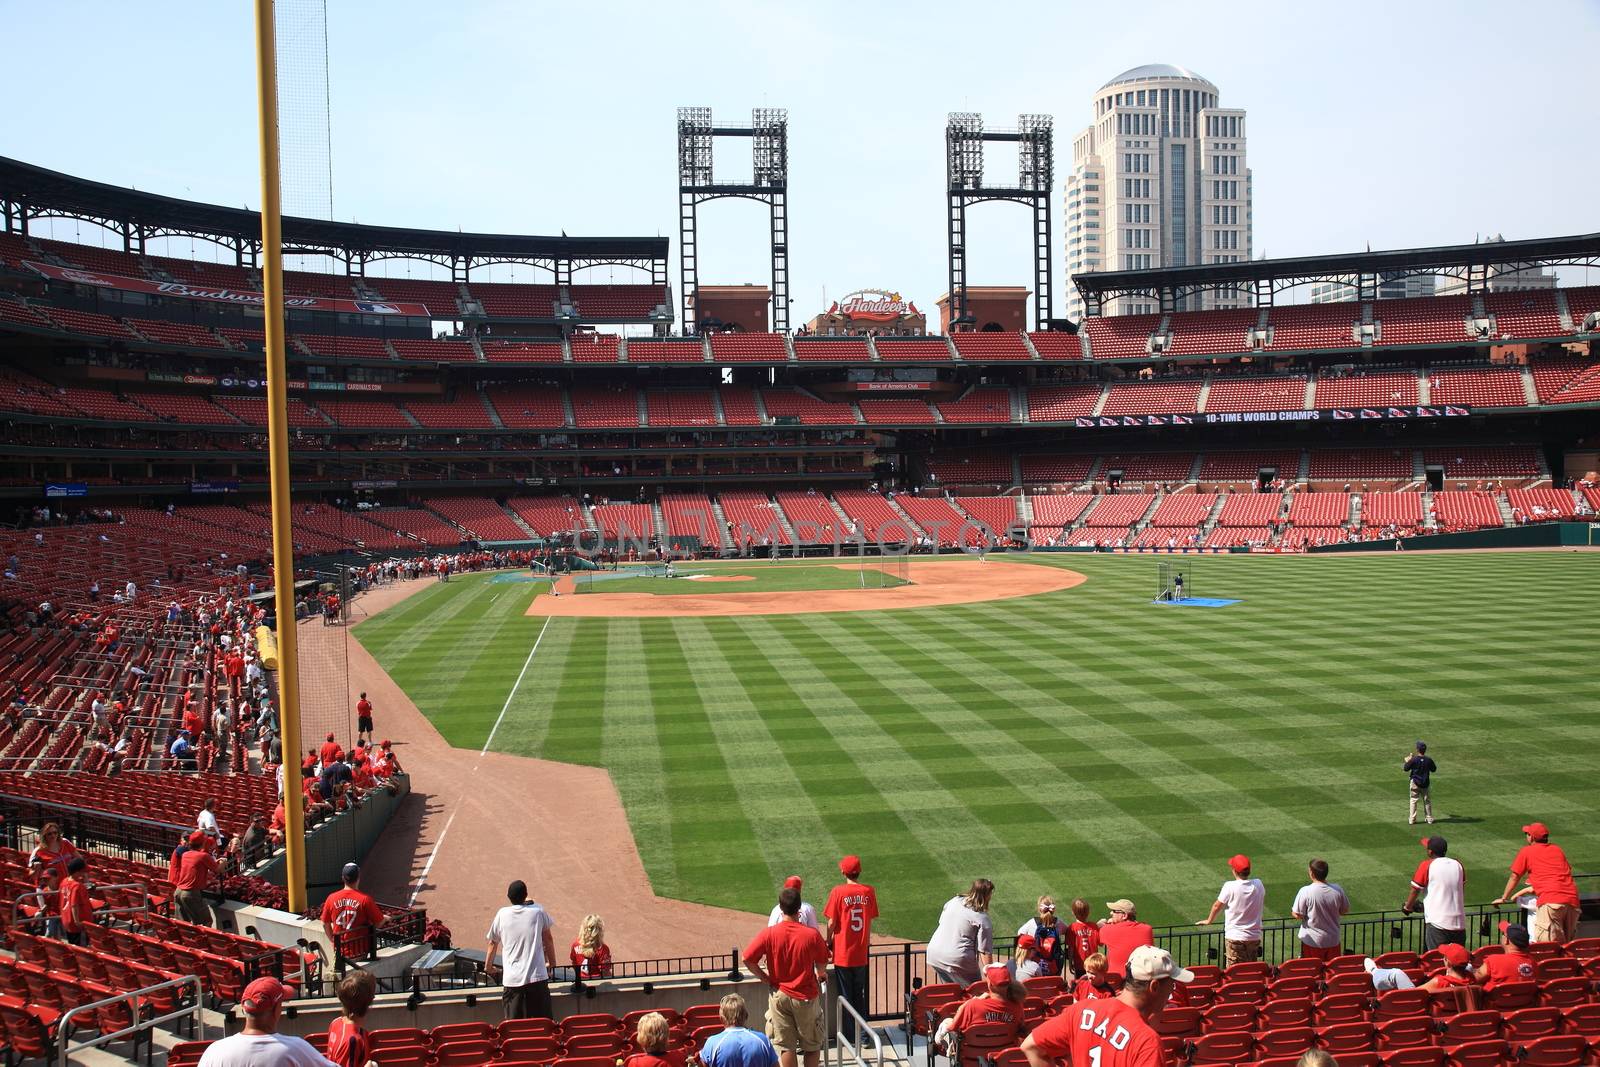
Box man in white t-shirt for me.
[198,976,343,1067]
[767,875,820,931]
[486,879,556,1020]
[1196,854,1265,967]
[1403,835,1465,950]
[1291,858,1350,960]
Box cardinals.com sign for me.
[831,288,918,323]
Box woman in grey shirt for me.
[926,878,995,986]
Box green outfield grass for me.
[575,563,909,596]
[353,552,1600,940]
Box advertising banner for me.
[25,261,432,317]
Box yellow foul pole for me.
[253,0,308,914]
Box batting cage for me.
[1155,559,1199,602]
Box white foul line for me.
[408,811,455,906]
[482,613,552,755]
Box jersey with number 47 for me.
[1028,997,1166,1067]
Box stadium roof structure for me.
[0,155,667,276]
[1071,232,1600,316]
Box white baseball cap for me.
[1125,945,1193,984]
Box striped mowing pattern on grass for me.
[353,553,1600,939]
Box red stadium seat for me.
[1441,1040,1506,1067]
[1515,1034,1590,1064]
[1253,1026,1316,1058]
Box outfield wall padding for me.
[1310,521,1598,553]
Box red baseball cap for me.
[784,875,803,890]
[325,733,335,742]
[1437,943,1469,967]
[1227,854,1251,873]
[839,855,862,877]
[188,830,208,847]
[240,976,286,1014]
[1521,822,1550,839]
[984,961,1011,988]
[1016,934,1036,949]
[380,739,392,748]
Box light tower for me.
[946,112,1054,329]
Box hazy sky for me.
[6,0,1599,319]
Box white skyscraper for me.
[1064,64,1253,319]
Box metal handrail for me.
[10,881,151,934]
[833,993,885,1067]
[56,974,205,1067]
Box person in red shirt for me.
[1420,942,1479,1010]
[326,968,376,1067]
[938,960,1027,1054]
[181,704,205,741]
[355,692,374,746]
[58,856,93,945]
[744,887,831,1067]
[1477,921,1536,991]
[570,913,613,978]
[268,802,288,846]
[377,739,402,775]
[821,854,877,1042]
[169,830,220,926]
[625,1012,677,1067]
[320,863,385,961]
[1022,945,1191,1067]
[1492,822,1581,943]
[1072,952,1124,1002]
[1066,898,1101,979]
[1097,899,1154,977]
[29,822,80,877]
[318,733,342,767]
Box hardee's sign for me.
[830,288,918,323]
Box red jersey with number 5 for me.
[822,882,879,967]
[1028,997,1165,1067]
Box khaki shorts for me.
[767,989,825,1053]
[1224,939,1261,968]
[1533,902,1578,944]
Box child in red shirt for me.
[1065,898,1101,978]
[624,1012,679,1067]
[1071,953,1123,1001]
[326,969,375,1067]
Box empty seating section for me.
[1423,445,1541,480]
[252,501,396,549]
[1027,331,1084,360]
[468,282,559,318]
[955,496,1019,536]
[1566,286,1600,330]
[283,269,352,298]
[1098,453,1195,483]
[720,491,790,545]
[145,254,256,289]
[1530,355,1600,404]
[35,238,144,276]
[645,391,718,427]
[569,387,640,428]
[1198,451,1301,482]
[296,334,390,359]
[427,498,529,541]
[592,504,653,541]
[1205,525,1273,548]
[1432,490,1503,529]
[1018,455,1093,486]
[361,277,462,316]
[1147,493,1216,527]
[569,335,621,363]
[626,339,706,363]
[897,496,976,546]
[1204,376,1309,413]
[716,387,764,426]
[1308,449,1414,481]
[390,339,478,362]
[126,318,226,348]
[363,509,463,547]
[0,297,54,330]
[1082,314,1160,358]
[936,387,1012,424]
[218,327,265,352]
[661,495,726,549]
[480,340,564,363]
[1508,487,1576,519]
[1164,309,1258,356]
[1216,493,1284,527]
[874,338,953,362]
[1314,370,1420,407]
[487,388,566,429]
[53,386,154,422]
[1427,365,1526,407]
[1362,492,1423,528]
[1027,384,1102,421]
[213,393,328,429]
[1373,294,1474,346]
[1266,304,1359,349]
[41,307,141,339]
[1084,493,1153,527]
[405,395,496,430]
[1287,492,1351,527]
[709,333,788,362]
[1101,380,1203,416]
[1484,290,1563,338]
[950,332,1031,360]
[927,453,1012,485]
[760,389,857,425]
[857,398,936,424]
[508,497,584,537]
[569,284,663,318]
[315,397,412,429]
[774,492,845,544]
[793,338,869,362]
[834,491,919,541]
[127,392,241,424]
[1028,494,1094,536]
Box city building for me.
[1435,234,1558,295]
[1311,274,1437,303]
[1064,64,1253,320]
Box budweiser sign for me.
[831,288,918,323]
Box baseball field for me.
[352,551,1599,941]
